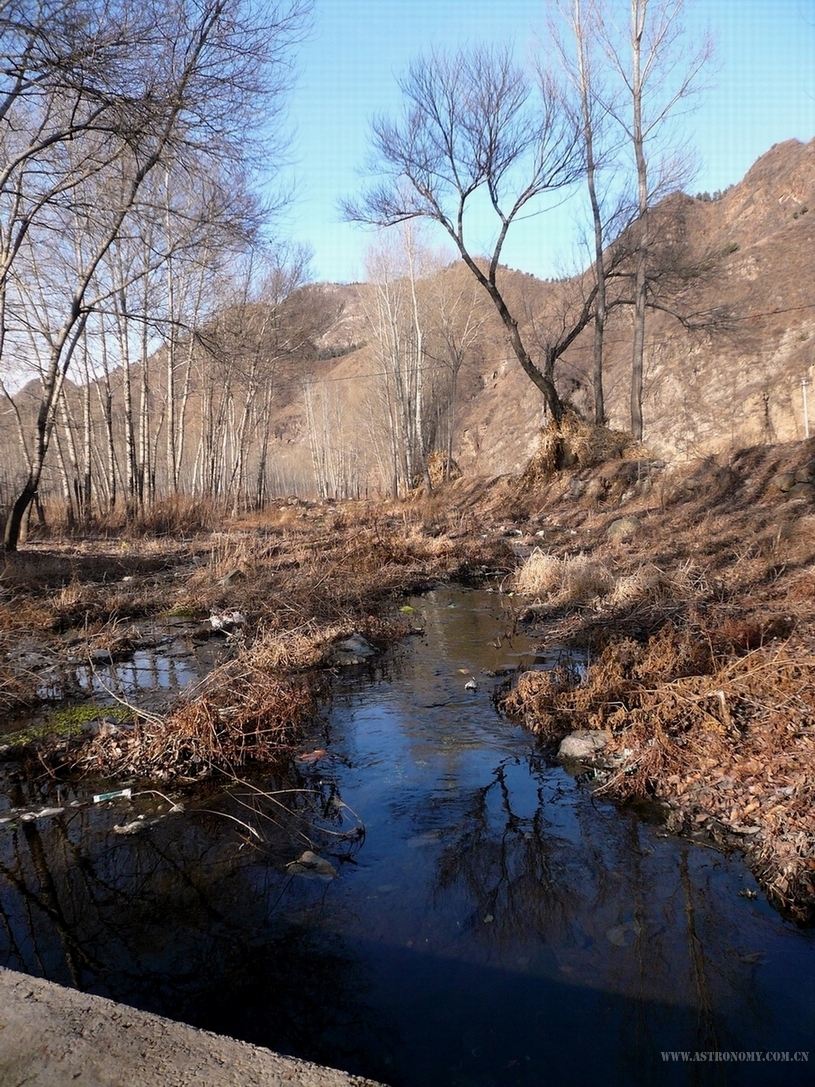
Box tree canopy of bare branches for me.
[343,45,585,425]
[0,0,311,549]
[589,0,713,439]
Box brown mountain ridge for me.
[2,138,813,509]
[295,137,815,486]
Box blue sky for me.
[283,0,815,284]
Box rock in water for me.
[558,730,612,762]
[286,850,338,879]
[113,819,148,836]
[330,634,377,666]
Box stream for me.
[1,586,814,1086]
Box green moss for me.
[161,606,198,618]
[2,703,134,748]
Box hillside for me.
[2,138,814,515]
[291,137,815,483]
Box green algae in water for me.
[3,703,135,747]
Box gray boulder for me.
[330,634,378,666]
[558,730,612,762]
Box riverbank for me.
[0,967,385,1086]
[493,438,815,922]
[2,437,815,921]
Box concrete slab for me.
[0,967,387,1087]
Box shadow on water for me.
[1,586,814,1086]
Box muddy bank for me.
[0,967,385,1087]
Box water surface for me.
[1,586,813,1086]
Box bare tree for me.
[1,0,311,549]
[359,229,439,496]
[191,244,314,509]
[344,46,585,426]
[360,241,416,497]
[428,266,485,478]
[549,0,631,424]
[592,0,712,439]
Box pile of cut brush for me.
[502,625,815,923]
[517,410,643,484]
[70,650,326,782]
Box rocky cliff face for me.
[456,137,815,468]
[627,137,815,459]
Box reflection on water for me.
[1,619,231,741]
[1,586,814,1086]
[73,618,227,709]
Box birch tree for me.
[361,228,437,496]
[549,0,628,424]
[428,267,485,478]
[191,245,312,510]
[592,0,711,438]
[0,0,311,549]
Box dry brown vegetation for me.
[0,499,514,776]
[495,434,815,921]
[3,435,815,920]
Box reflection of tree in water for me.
[429,751,771,1061]
[432,753,617,948]
[0,816,101,987]
[0,771,393,1079]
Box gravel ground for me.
[0,968,386,1087]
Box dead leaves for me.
[508,627,815,921]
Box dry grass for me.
[514,549,615,605]
[518,411,639,484]
[606,563,667,607]
[6,439,815,918]
[57,615,404,781]
[495,438,815,921]
[28,495,221,541]
[73,654,326,781]
[3,510,513,773]
[502,626,815,922]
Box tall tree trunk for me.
[165,176,179,494]
[81,343,93,518]
[405,228,432,493]
[56,389,81,525]
[630,0,649,442]
[175,338,194,494]
[96,329,119,511]
[4,313,88,550]
[572,0,608,426]
[138,311,151,507]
